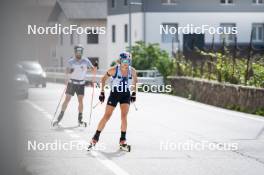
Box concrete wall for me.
[167,76,264,113]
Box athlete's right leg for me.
[53,82,73,127]
[52,94,72,126]
[53,83,76,127]
[60,83,74,114]
[88,105,116,150]
[61,94,72,112]
[92,105,115,141]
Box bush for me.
[131,41,175,79]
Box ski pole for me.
[51,81,68,126]
[93,101,101,109]
[133,102,138,111]
[88,67,97,126]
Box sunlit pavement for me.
[17,83,264,175]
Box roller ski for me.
[87,139,97,151]
[78,121,87,127]
[52,111,64,127]
[119,140,131,152]
[78,113,87,127]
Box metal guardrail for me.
[45,67,164,85]
[45,67,162,77]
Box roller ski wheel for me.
[78,121,87,127]
[120,140,131,152]
[52,112,64,128]
[87,139,97,151]
[52,120,60,128]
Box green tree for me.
[130,41,175,79]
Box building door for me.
[183,34,205,59]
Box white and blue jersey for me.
[110,65,133,92]
[67,57,94,81]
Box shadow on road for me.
[100,150,127,158]
[52,125,80,131]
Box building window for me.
[124,24,128,43]
[161,23,178,43]
[70,33,74,45]
[112,25,116,43]
[220,23,236,44]
[161,0,177,5]
[60,34,63,45]
[87,30,99,44]
[220,0,234,4]
[111,0,116,8]
[253,0,263,4]
[252,23,264,42]
[124,0,128,6]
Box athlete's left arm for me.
[131,67,138,93]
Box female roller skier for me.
[88,51,138,152]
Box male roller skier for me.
[52,44,95,127]
[88,51,138,152]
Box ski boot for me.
[119,140,131,152]
[87,139,97,151]
[52,112,64,127]
[78,114,87,127]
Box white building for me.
[107,0,264,64]
[48,0,107,69]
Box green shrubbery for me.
[130,41,264,116]
[176,50,264,88]
[129,41,264,88]
[130,41,175,79]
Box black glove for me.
[99,92,105,103]
[130,92,136,102]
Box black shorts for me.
[107,91,131,107]
[65,83,85,96]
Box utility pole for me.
[128,0,143,52]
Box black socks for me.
[120,131,126,141]
[92,130,126,142]
[78,112,83,122]
[93,130,101,141]
[57,111,64,122]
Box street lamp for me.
[128,0,143,52]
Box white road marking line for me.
[26,101,53,120]
[25,100,131,175]
[64,130,74,133]
[76,139,87,145]
[69,133,81,138]
[90,150,130,175]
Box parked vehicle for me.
[19,61,47,88]
[14,64,29,99]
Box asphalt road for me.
[17,83,264,175]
